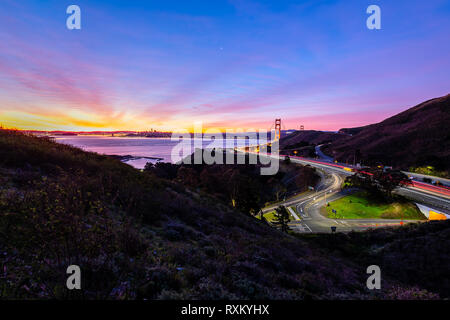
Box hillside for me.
[144,154,320,211]
[302,220,450,298]
[280,95,450,175]
[338,126,368,136]
[0,129,362,299]
[280,130,347,154]
[0,129,448,299]
[325,94,450,173]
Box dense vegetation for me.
[144,152,319,216]
[0,129,447,299]
[408,166,449,180]
[344,168,408,201]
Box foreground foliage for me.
[0,130,446,299]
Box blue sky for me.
[0,0,449,131]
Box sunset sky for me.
[0,0,449,132]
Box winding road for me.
[263,167,419,233]
[226,147,450,233]
[256,153,450,233]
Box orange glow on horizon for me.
[0,110,280,133]
[0,115,271,133]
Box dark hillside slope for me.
[0,129,366,299]
[324,94,450,171]
[303,220,450,298]
[338,126,368,136]
[0,130,447,299]
[280,130,346,150]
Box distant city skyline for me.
[0,0,449,131]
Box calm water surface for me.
[56,136,259,169]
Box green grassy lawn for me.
[325,192,426,220]
[262,211,276,221]
[257,209,295,222]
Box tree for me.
[295,166,317,191]
[374,169,408,199]
[273,181,287,201]
[273,206,290,233]
[226,169,262,216]
[423,177,432,184]
[345,167,408,201]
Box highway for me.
[285,154,450,213]
[402,172,450,188]
[247,151,450,233]
[312,145,450,198]
[314,144,333,162]
[263,166,419,233]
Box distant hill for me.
[281,94,450,175]
[338,126,367,136]
[325,94,450,172]
[280,130,347,150]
